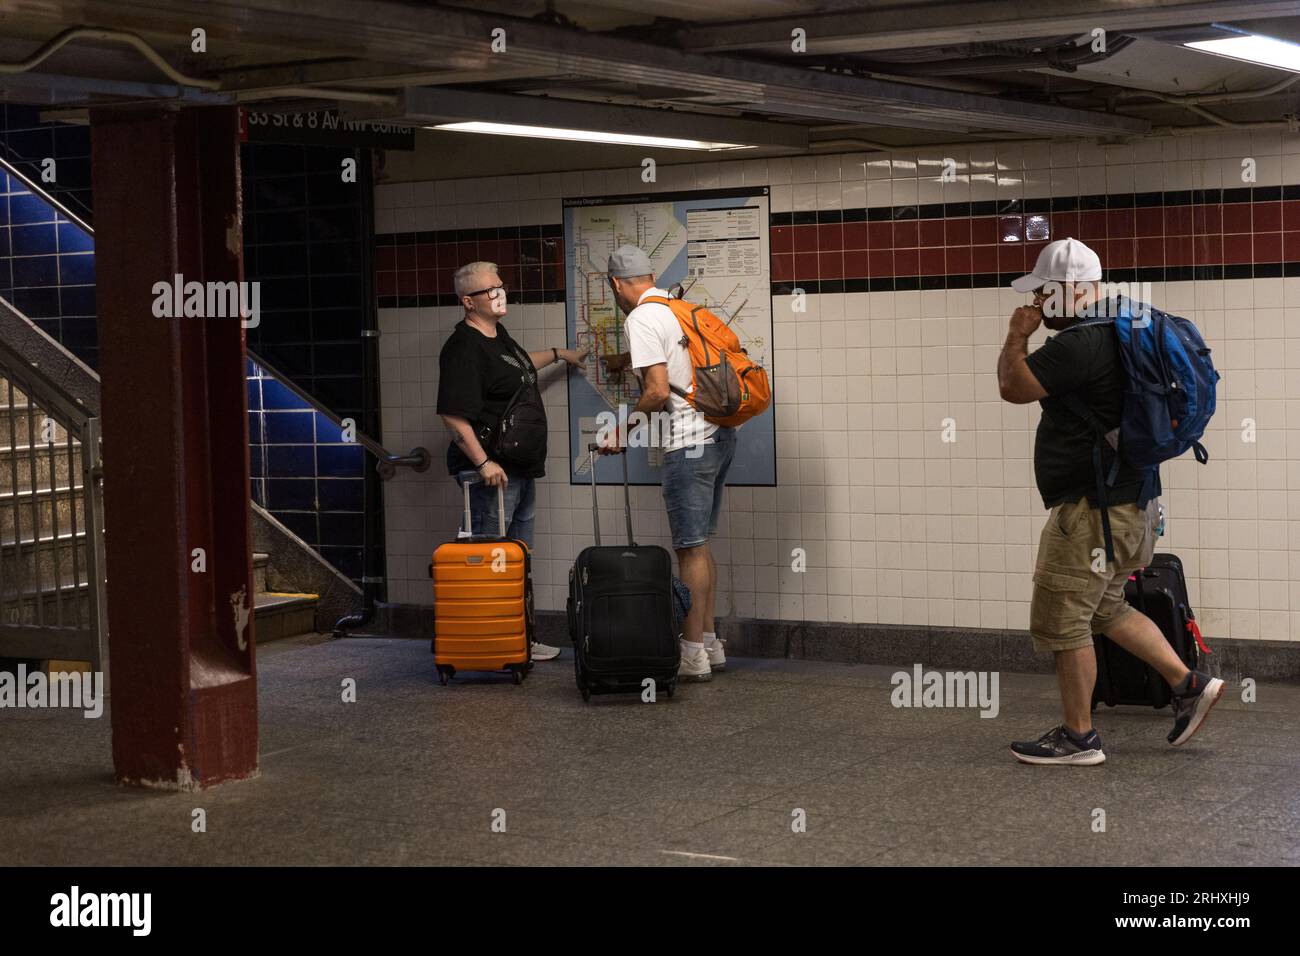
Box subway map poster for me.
[563,186,776,486]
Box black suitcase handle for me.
[586,443,634,547]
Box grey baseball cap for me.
[607,245,653,279]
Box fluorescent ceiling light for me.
[429,121,755,151]
[1184,31,1300,73]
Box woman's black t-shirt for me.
[435,320,544,479]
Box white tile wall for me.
[377,132,1300,642]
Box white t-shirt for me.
[624,287,717,454]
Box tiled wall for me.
[376,224,565,307]
[0,132,384,585]
[0,168,96,368]
[0,104,94,226]
[0,107,96,368]
[248,359,368,582]
[241,141,386,587]
[242,142,376,419]
[376,131,1300,643]
[769,188,1299,289]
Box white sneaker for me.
[678,646,713,682]
[705,638,726,671]
[531,642,561,662]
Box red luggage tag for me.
[1187,616,1211,655]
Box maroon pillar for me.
[92,105,257,789]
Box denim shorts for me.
[661,427,736,550]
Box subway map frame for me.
[563,186,777,487]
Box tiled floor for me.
[4,636,1298,866]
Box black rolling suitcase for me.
[568,447,680,702]
[1093,552,1211,710]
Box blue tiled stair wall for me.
[0,108,372,587]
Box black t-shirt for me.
[436,320,544,479]
[1025,321,1153,508]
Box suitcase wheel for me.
[511,666,525,685]
[579,681,591,702]
[437,665,454,686]
[664,679,676,699]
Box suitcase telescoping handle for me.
[586,443,635,547]
[462,476,507,538]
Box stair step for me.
[253,591,318,643]
[0,411,72,448]
[0,535,87,594]
[0,446,83,494]
[0,528,86,550]
[0,580,90,628]
[0,441,80,455]
[0,488,86,544]
[0,483,82,501]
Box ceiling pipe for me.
[1158,118,1297,133]
[1117,71,1300,105]
[0,26,221,90]
[805,121,1298,156]
[819,68,1005,95]
[0,26,398,107]
[841,35,1138,78]
[1177,104,1298,129]
[808,137,896,151]
[1117,73,1300,131]
[228,86,397,106]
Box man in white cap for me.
[997,238,1223,765]
[598,244,736,682]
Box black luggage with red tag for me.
[1093,552,1210,710]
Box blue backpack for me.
[1061,297,1220,562]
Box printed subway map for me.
[563,188,776,486]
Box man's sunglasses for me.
[465,284,507,298]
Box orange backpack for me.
[642,296,772,428]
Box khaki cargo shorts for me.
[1029,497,1158,653]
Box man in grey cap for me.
[598,244,736,682]
[997,237,1223,765]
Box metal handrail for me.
[248,348,429,479]
[0,153,93,235]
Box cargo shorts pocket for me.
[1029,566,1095,644]
[1049,499,1090,539]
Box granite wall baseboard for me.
[362,603,1300,684]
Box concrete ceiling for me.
[0,0,1295,151]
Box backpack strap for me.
[640,295,702,400]
[1051,316,1121,564]
[1058,391,1123,565]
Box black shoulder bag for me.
[475,336,548,468]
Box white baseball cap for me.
[1010,237,1102,293]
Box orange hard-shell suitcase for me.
[431,480,533,685]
